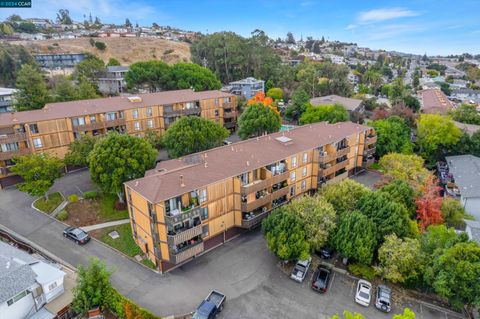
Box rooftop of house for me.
[465,220,480,245]
[229,77,265,85]
[451,88,480,95]
[125,121,371,203]
[0,89,234,127]
[107,66,129,73]
[445,155,480,198]
[310,95,363,112]
[0,88,17,96]
[419,88,453,114]
[453,121,480,136]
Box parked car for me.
[63,227,90,245]
[311,265,331,293]
[223,140,232,145]
[375,285,392,313]
[193,290,226,319]
[290,257,312,283]
[355,280,372,307]
[316,247,334,259]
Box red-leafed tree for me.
[416,175,443,231]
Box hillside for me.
[13,37,191,65]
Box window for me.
[90,115,96,123]
[301,180,306,190]
[240,173,249,186]
[214,98,219,106]
[291,156,297,168]
[200,207,209,220]
[302,167,307,177]
[105,112,117,121]
[33,138,42,149]
[134,122,140,131]
[146,107,153,117]
[290,171,296,182]
[186,102,195,109]
[71,117,86,127]
[48,282,58,291]
[290,186,296,197]
[1,143,18,152]
[202,224,209,237]
[199,189,207,203]
[119,111,124,119]
[214,110,219,117]
[223,97,230,103]
[7,290,28,306]
[29,124,39,134]
[147,119,154,129]
[132,109,139,119]
[302,152,308,163]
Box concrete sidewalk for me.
[81,219,130,232]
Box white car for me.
[290,257,312,283]
[355,280,372,307]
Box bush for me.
[348,263,376,281]
[95,41,106,50]
[163,49,174,55]
[57,210,68,221]
[89,38,95,47]
[83,191,98,199]
[67,194,79,203]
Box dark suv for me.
[375,285,392,313]
[63,227,90,245]
[311,266,331,293]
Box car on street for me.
[63,227,90,245]
[375,285,392,313]
[193,290,226,319]
[311,265,331,293]
[316,247,334,259]
[355,279,372,307]
[290,257,312,283]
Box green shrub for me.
[95,41,106,50]
[67,194,79,203]
[57,210,68,221]
[83,191,98,199]
[348,263,376,281]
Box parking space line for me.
[329,272,335,292]
[350,280,355,295]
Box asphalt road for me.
[0,170,465,319]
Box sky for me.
[1,0,480,55]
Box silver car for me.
[375,285,392,312]
[355,279,372,307]
[290,257,312,283]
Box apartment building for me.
[124,121,377,273]
[0,89,236,188]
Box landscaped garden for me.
[33,192,64,214]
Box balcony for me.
[223,111,237,119]
[167,224,203,246]
[336,146,350,158]
[166,206,202,225]
[318,151,337,163]
[169,241,204,264]
[72,118,126,132]
[320,159,350,177]
[365,135,377,145]
[0,132,27,144]
[0,148,31,161]
[240,171,289,195]
[324,171,348,185]
[164,108,201,117]
[241,209,270,229]
[364,147,376,156]
[224,122,236,129]
[0,166,13,177]
[241,186,289,212]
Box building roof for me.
[465,220,480,245]
[126,121,371,203]
[0,255,37,304]
[310,95,363,112]
[453,121,480,136]
[107,66,129,73]
[445,155,480,198]
[451,89,480,95]
[229,77,264,85]
[0,88,17,96]
[31,261,65,285]
[419,88,453,114]
[0,89,233,126]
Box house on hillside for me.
[419,88,453,114]
[97,66,129,95]
[224,77,265,100]
[310,95,364,119]
[465,220,480,245]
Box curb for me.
[31,191,66,216]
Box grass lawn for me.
[33,192,63,214]
[98,194,129,221]
[369,162,381,170]
[99,224,143,257]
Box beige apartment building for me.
[124,121,377,273]
[0,89,236,188]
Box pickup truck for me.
[192,290,226,319]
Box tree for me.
[95,41,106,51]
[286,32,295,44]
[144,129,163,149]
[415,176,443,232]
[441,198,467,227]
[332,210,376,264]
[125,60,170,92]
[14,64,50,111]
[125,18,132,27]
[72,258,114,314]
[262,207,310,261]
[162,116,229,158]
[330,311,365,319]
[379,180,416,216]
[238,103,281,139]
[76,78,99,100]
[64,135,98,167]
[356,192,412,242]
[52,75,77,102]
[451,104,480,125]
[379,153,431,192]
[375,234,422,283]
[402,95,421,112]
[166,63,221,91]
[88,133,157,198]
[107,58,121,66]
[266,88,283,101]
[371,116,413,157]
[299,103,349,125]
[56,9,72,25]
[11,154,63,198]
[420,225,465,256]
[320,179,370,215]
[393,308,416,319]
[0,44,36,87]
[285,88,309,121]
[416,114,462,163]
[73,54,106,82]
[363,70,383,92]
[286,195,336,251]
[425,242,480,309]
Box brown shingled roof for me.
[419,88,453,114]
[0,89,234,126]
[310,95,363,112]
[125,121,371,203]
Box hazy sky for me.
[1,0,480,55]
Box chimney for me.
[134,181,138,187]
[231,146,234,151]
[204,162,208,168]
[246,160,250,166]
[180,175,185,187]
[204,153,208,158]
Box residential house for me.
[419,88,453,114]
[97,66,129,95]
[34,53,87,70]
[124,121,377,272]
[0,89,236,188]
[0,88,17,113]
[27,18,53,29]
[450,89,480,104]
[465,220,480,245]
[310,95,364,117]
[225,77,265,100]
[450,79,469,90]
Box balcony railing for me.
[0,166,13,177]
[164,108,201,117]
[336,146,351,158]
[169,241,204,264]
[364,147,376,156]
[320,159,350,177]
[223,111,237,119]
[72,118,126,132]
[240,171,289,195]
[167,224,203,246]
[166,206,202,225]
[318,151,337,163]
[0,148,31,161]
[324,171,348,185]
[365,135,377,145]
[241,186,289,212]
[224,122,236,129]
[0,132,27,144]
[241,209,270,229]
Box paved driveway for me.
[0,171,465,319]
[351,170,383,189]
